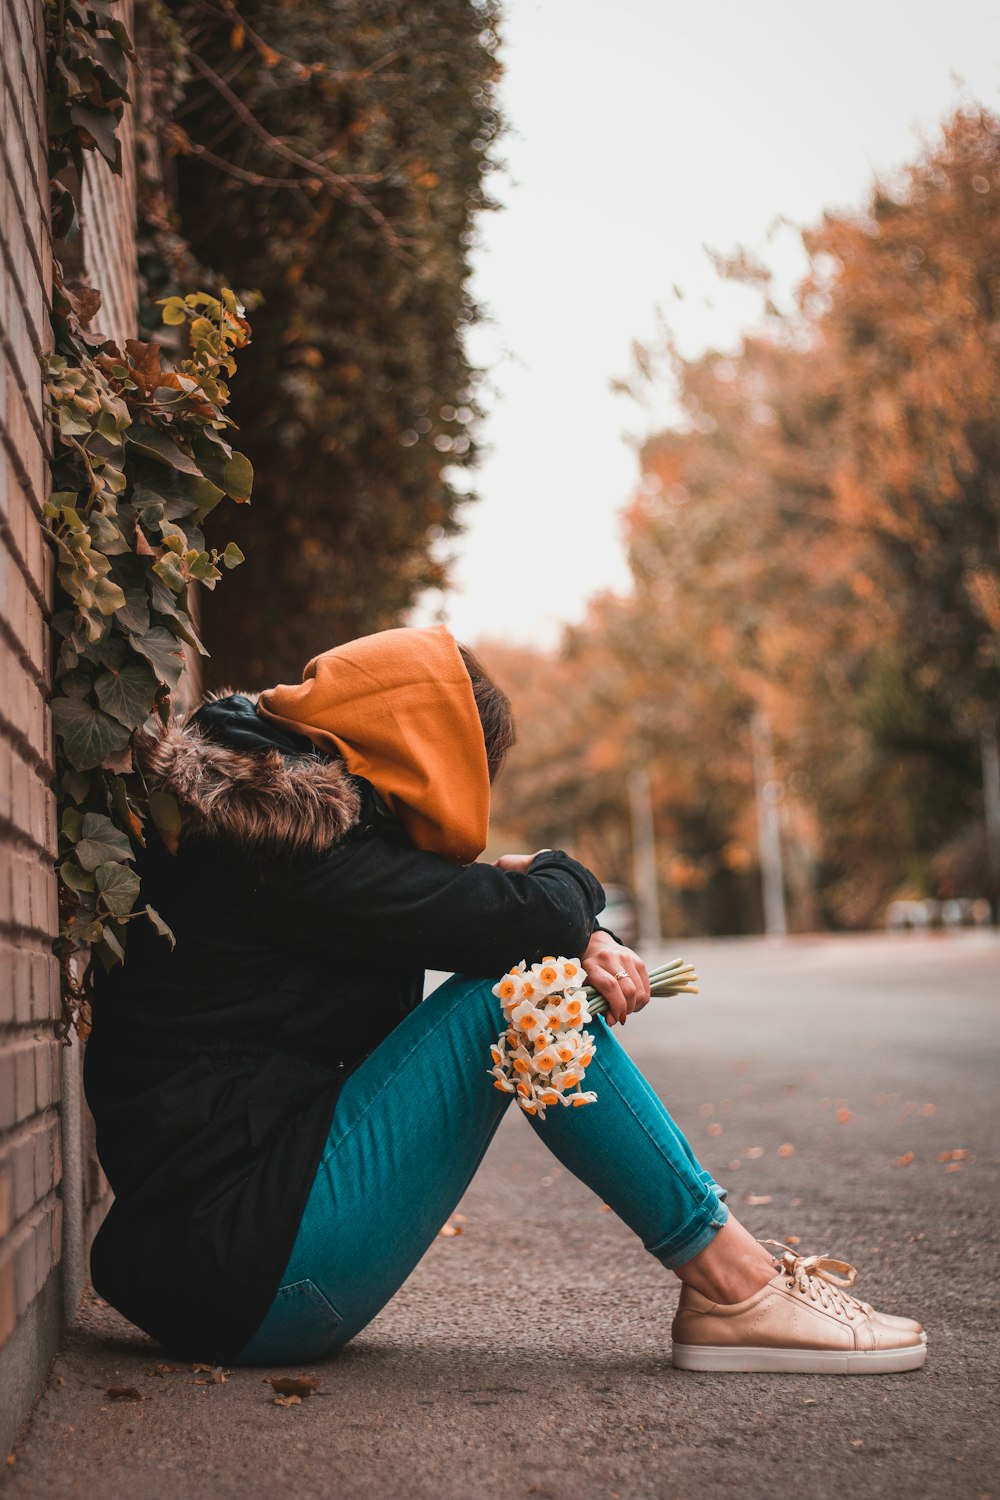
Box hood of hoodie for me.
[136,688,362,859]
[256,625,490,866]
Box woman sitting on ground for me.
[84,624,926,1373]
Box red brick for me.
[0,1253,15,1345]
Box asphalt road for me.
[6,931,999,1500]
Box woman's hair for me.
[458,643,516,783]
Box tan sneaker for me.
[671,1241,927,1374]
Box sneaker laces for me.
[761,1239,871,1321]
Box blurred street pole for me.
[980,718,1000,924]
[751,710,788,937]
[628,767,662,945]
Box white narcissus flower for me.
[488,957,600,1114]
[531,959,564,994]
[511,1000,547,1038]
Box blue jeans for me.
[236,974,729,1365]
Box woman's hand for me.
[493,851,551,874]
[582,930,650,1027]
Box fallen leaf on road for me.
[784,1235,801,1245]
[148,1364,184,1376]
[267,1375,320,1398]
[939,1149,974,1164]
[438,1222,463,1237]
[920,1103,936,1117]
[706,1122,723,1137]
[192,1363,214,1373]
[743,1146,764,1159]
[851,1439,864,1449]
[273,1395,301,1408]
[743,1194,773,1206]
[836,1108,853,1124]
[894,1152,914,1167]
[777,1143,795,1157]
[105,1387,143,1402]
[599,1203,612,1211]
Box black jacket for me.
[84,692,605,1361]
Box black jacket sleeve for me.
[261,839,605,978]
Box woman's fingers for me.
[583,944,640,1026]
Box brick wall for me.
[0,0,137,1457]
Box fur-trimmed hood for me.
[137,688,362,858]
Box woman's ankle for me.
[674,1216,779,1304]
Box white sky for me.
[412,0,1000,647]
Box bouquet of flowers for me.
[489,955,698,1118]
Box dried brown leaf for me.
[273,1394,302,1407]
[267,1375,320,1397]
[743,1193,773,1206]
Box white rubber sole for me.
[672,1339,927,1374]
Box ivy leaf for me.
[60,806,84,843]
[223,450,253,502]
[75,812,134,871]
[126,424,204,476]
[128,626,186,688]
[144,904,177,949]
[69,103,123,171]
[94,660,158,729]
[152,551,186,592]
[95,925,126,971]
[50,696,130,770]
[147,790,181,838]
[95,860,141,917]
[59,858,97,894]
[222,542,245,569]
[117,586,150,633]
[61,767,91,805]
[93,575,127,614]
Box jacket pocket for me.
[238,1278,343,1365]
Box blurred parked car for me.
[885,897,992,930]
[596,883,639,947]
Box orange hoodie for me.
[255,624,490,865]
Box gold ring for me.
[614,969,629,981]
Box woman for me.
[84,625,926,1374]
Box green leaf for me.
[223,450,253,502]
[117,586,150,633]
[94,660,158,728]
[89,512,129,554]
[68,102,122,171]
[152,552,186,592]
[125,424,204,476]
[61,767,91,805]
[95,926,126,970]
[222,542,245,569]
[93,575,127,615]
[75,812,134,872]
[159,297,187,326]
[128,626,186,689]
[59,858,97,893]
[144,904,176,949]
[58,403,93,437]
[147,790,181,837]
[50,696,130,770]
[60,806,84,842]
[95,859,141,916]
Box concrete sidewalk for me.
[4,932,999,1500]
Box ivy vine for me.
[43,0,253,1034]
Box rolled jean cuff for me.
[645,1190,730,1270]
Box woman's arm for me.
[262,838,605,978]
